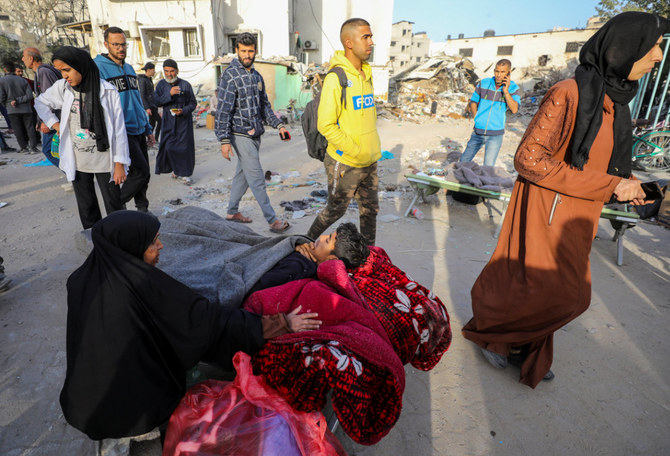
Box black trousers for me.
[8,113,39,149]
[120,134,150,210]
[71,171,123,229]
[149,109,161,142]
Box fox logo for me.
[352,94,374,110]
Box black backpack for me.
[301,67,348,161]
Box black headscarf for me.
[572,12,670,177]
[61,211,264,440]
[52,46,110,152]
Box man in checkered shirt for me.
[215,32,291,233]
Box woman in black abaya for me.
[61,210,320,441]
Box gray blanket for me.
[157,206,307,308]
[444,161,515,192]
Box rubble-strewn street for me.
[1,114,669,455]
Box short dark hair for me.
[236,33,257,49]
[3,61,16,73]
[340,18,370,35]
[496,59,512,69]
[340,18,371,47]
[333,222,370,269]
[104,26,125,41]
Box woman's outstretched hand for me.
[286,305,321,332]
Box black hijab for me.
[61,211,264,440]
[52,46,110,152]
[572,12,670,177]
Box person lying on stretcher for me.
[246,222,369,296]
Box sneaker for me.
[480,347,507,369]
[29,147,39,154]
[1,146,16,153]
[18,148,29,154]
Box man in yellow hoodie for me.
[306,18,381,246]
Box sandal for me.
[226,212,252,223]
[269,219,290,233]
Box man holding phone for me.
[215,32,291,233]
[460,59,520,166]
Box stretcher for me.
[405,174,640,266]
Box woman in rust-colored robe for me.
[462,12,670,388]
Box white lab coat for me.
[34,79,130,181]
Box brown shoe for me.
[226,212,252,223]
[269,219,290,233]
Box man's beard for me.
[239,56,255,68]
[165,76,178,84]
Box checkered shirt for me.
[214,58,283,144]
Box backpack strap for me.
[327,66,348,110]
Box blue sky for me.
[393,0,602,40]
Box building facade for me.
[85,0,393,97]
[389,21,431,75]
[431,27,599,87]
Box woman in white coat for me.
[35,46,130,229]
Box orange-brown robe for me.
[462,79,623,388]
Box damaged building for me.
[384,55,479,121]
[430,16,604,91]
[85,0,393,106]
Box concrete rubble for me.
[380,55,479,122]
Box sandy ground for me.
[1,116,669,456]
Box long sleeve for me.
[154,81,173,107]
[37,65,60,95]
[317,72,361,158]
[181,82,197,116]
[12,80,34,105]
[259,83,282,129]
[34,82,64,129]
[514,82,620,202]
[138,77,153,109]
[214,72,235,144]
[106,88,131,166]
[202,307,265,370]
[0,81,6,106]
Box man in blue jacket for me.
[95,26,155,212]
[459,59,520,166]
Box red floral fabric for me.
[244,260,405,445]
[350,246,452,370]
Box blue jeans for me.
[227,135,277,224]
[459,131,504,166]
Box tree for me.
[0,35,21,65]
[0,0,88,50]
[596,0,670,19]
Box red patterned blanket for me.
[351,246,452,370]
[244,260,405,445]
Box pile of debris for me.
[515,61,578,117]
[383,55,479,122]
